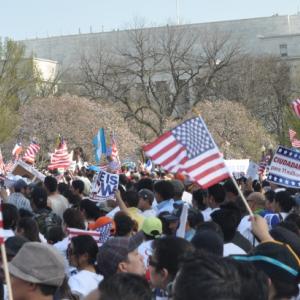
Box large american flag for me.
[143,117,230,188]
[289,129,300,148]
[67,224,112,247]
[23,141,40,164]
[292,99,300,119]
[48,138,72,170]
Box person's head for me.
[57,182,69,196]
[8,242,65,300]
[171,180,185,200]
[154,181,175,203]
[68,235,98,270]
[273,191,296,213]
[173,253,267,300]
[246,192,265,211]
[192,189,207,210]
[124,191,139,208]
[264,189,276,211]
[252,180,262,193]
[47,226,64,245]
[223,180,238,202]
[136,178,154,192]
[158,212,173,236]
[16,217,41,242]
[97,232,145,278]
[207,184,226,208]
[14,179,28,195]
[211,202,241,243]
[44,176,58,194]
[63,208,85,231]
[2,203,19,230]
[79,199,100,221]
[114,212,135,237]
[98,273,152,300]
[141,217,162,240]
[71,179,85,196]
[31,186,48,210]
[138,189,154,211]
[150,236,194,290]
[5,236,29,261]
[285,213,300,232]
[233,241,300,300]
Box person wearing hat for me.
[97,231,145,279]
[138,217,162,267]
[8,179,32,212]
[138,189,156,217]
[8,242,65,300]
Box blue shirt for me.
[155,199,174,216]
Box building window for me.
[280,44,288,57]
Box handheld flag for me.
[289,129,300,148]
[292,99,300,119]
[12,143,23,159]
[48,137,72,170]
[23,141,40,164]
[93,128,107,163]
[143,116,230,188]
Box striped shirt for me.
[8,193,32,212]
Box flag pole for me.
[230,175,254,217]
[1,244,13,300]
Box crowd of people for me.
[0,163,300,300]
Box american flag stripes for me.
[289,129,300,148]
[12,143,23,158]
[292,99,300,119]
[48,138,72,170]
[143,117,230,189]
[0,149,6,176]
[258,156,269,176]
[23,141,40,164]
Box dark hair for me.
[64,190,81,207]
[17,217,41,242]
[285,213,300,230]
[44,176,58,193]
[2,203,19,230]
[173,253,242,300]
[38,284,58,296]
[154,181,175,201]
[99,273,152,300]
[158,212,173,236]
[223,180,238,196]
[151,236,194,280]
[71,235,99,265]
[80,199,100,220]
[18,208,34,218]
[196,221,224,238]
[119,174,129,186]
[114,212,135,237]
[57,182,69,197]
[264,190,276,203]
[47,226,65,244]
[124,191,139,208]
[72,180,84,194]
[63,208,85,229]
[192,189,206,210]
[31,186,48,209]
[187,209,204,229]
[275,191,296,212]
[136,178,154,192]
[211,203,241,243]
[208,184,226,204]
[252,180,262,193]
[272,277,299,299]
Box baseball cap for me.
[8,242,65,287]
[14,179,27,191]
[141,217,162,238]
[138,189,154,203]
[97,231,144,278]
[232,241,300,283]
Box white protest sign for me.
[267,146,300,188]
[225,159,259,180]
[89,170,119,202]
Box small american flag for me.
[143,117,230,188]
[292,99,300,119]
[23,141,40,164]
[289,129,300,148]
[48,137,72,170]
[67,224,112,247]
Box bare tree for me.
[79,24,240,139]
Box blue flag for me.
[93,128,107,163]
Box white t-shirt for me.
[237,215,258,247]
[223,243,246,256]
[68,270,103,299]
[142,209,156,218]
[47,194,69,219]
[138,240,153,267]
[202,207,219,222]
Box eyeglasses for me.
[148,255,159,268]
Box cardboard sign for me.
[89,170,119,202]
[225,160,259,180]
[267,146,300,188]
[12,160,45,182]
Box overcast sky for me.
[1,0,300,40]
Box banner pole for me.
[230,175,254,217]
